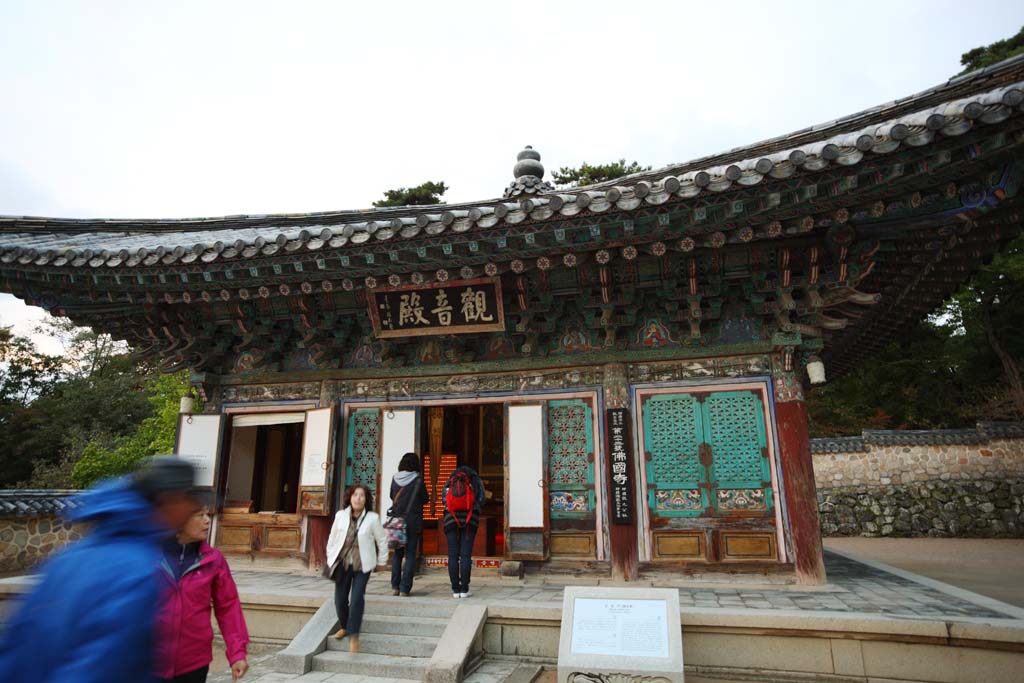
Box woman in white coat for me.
[325,483,389,653]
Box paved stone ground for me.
[824,537,1024,608]
[228,549,1017,621]
[206,547,1024,682]
[205,656,521,683]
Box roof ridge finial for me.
[504,145,554,198]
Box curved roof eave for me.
[1,55,1023,270]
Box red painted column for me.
[775,398,827,585]
[606,438,639,581]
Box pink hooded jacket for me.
[155,541,249,679]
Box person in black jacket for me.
[442,464,485,599]
[388,452,430,596]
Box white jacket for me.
[325,507,389,572]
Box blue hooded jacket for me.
[0,478,168,683]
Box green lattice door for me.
[642,390,773,517]
[345,408,382,498]
[703,392,773,514]
[546,399,595,518]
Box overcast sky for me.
[2,1,1023,352]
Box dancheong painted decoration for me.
[3,55,1024,584]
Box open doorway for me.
[225,422,303,512]
[218,413,306,555]
[418,403,505,557]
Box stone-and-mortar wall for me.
[0,516,84,574]
[813,433,1024,537]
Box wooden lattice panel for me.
[345,409,381,496]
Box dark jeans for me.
[334,566,371,635]
[159,666,209,683]
[445,524,478,593]
[390,528,420,594]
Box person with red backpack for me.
[442,465,486,598]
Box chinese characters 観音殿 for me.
[370,278,505,338]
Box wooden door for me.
[506,403,548,560]
[641,389,776,561]
[546,399,597,557]
[345,408,383,499]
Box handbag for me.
[383,478,417,549]
[383,515,407,549]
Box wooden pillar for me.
[603,363,638,581]
[774,369,827,585]
[306,516,331,569]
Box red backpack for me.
[445,470,476,526]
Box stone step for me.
[326,632,438,657]
[361,613,451,637]
[312,650,431,678]
[364,596,459,618]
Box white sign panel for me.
[299,408,334,487]
[380,409,416,514]
[508,404,544,528]
[558,586,684,683]
[175,414,224,488]
[571,598,669,658]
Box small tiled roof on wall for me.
[0,490,83,518]
[811,422,1024,454]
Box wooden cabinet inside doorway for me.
[217,512,302,556]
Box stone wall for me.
[817,479,1024,537]
[812,425,1024,537]
[0,516,84,573]
[0,491,85,574]
[812,438,1024,489]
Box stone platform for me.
[2,549,1023,683]
[206,549,1024,683]
[222,549,1019,622]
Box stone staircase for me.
[309,597,459,678]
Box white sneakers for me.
[452,591,473,599]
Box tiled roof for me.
[0,490,83,518]
[810,436,871,454]
[810,422,1024,454]
[1,57,1022,269]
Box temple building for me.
[3,57,1024,585]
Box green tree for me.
[0,316,155,488]
[552,159,651,188]
[808,30,1024,434]
[0,327,63,404]
[940,234,1024,419]
[959,26,1024,74]
[70,371,196,488]
[0,327,66,484]
[807,321,969,437]
[372,181,448,207]
[35,317,127,379]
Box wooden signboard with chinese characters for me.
[367,277,505,338]
[607,408,634,524]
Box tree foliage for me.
[941,234,1024,417]
[0,327,63,404]
[808,236,1024,436]
[552,159,651,188]
[959,25,1024,74]
[808,322,966,436]
[372,181,448,207]
[70,371,196,488]
[810,32,1024,435]
[0,316,193,489]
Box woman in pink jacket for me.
[155,506,250,682]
